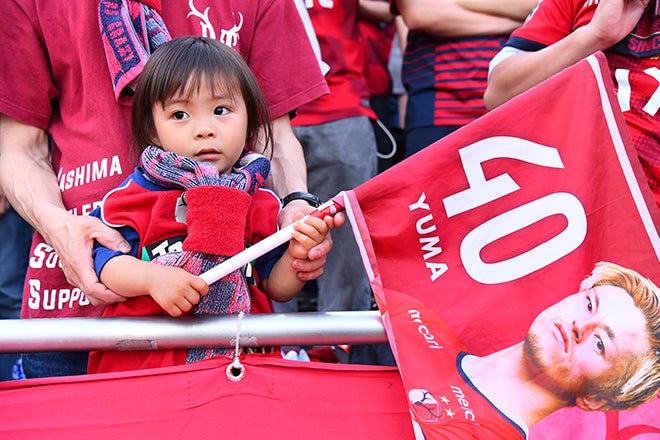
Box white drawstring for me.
[225,311,246,382]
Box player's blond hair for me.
[580,262,660,410]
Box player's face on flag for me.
[523,285,650,397]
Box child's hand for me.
[262,214,341,301]
[147,265,209,317]
[288,214,337,260]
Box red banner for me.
[343,52,660,439]
[0,355,414,439]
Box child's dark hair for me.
[131,36,273,163]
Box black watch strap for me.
[282,191,322,208]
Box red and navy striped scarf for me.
[99,0,171,104]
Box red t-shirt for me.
[360,18,395,97]
[406,319,527,439]
[292,0,377,126]
[0,0,328,319]
[507,0,660,207]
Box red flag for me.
[342,52,660,439]
[0,355,414,439]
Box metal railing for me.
[0,311,387,353]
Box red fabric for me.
[344,53,660,438]
[0,356,415,439]
[360,18,395,96]
[139,0,161,12]
[101,183,186,239]
[292,0,377,125]
[183,186,251,256]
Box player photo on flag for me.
[341,52,660,439]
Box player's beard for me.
[523,333,582,403]
[523,333,544,372]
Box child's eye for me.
[172,111,188,120]
[214,106,229,116]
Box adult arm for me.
[259,113,346,281]
[0,189,9,217]
[0,114,130,305]
[453,0,538,21]
[395,15,409,52]
[266,114,308,201]
[0,119,11,216]
[359,0,396,23]
[484,0,649,109]
[395,0,523,37]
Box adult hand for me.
[50,213,131,306]
[588,0,650,48]
[0,115,130,305]
[278,199,347,281]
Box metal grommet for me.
[226,359,245,382]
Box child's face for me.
[150,82,249,174]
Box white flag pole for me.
[199,198,343,284]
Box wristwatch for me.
[281,191,322,208]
